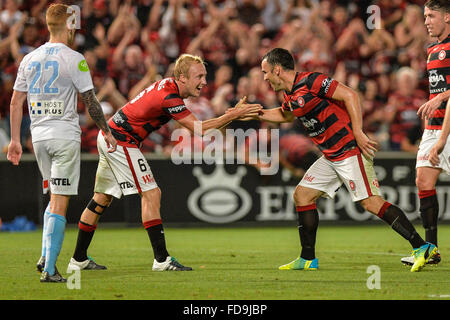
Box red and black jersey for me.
[108,77,191,148]
[426,35,450,130]
[282,72,360,161]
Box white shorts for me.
[416,129,450,174]
[33,139,80,195]
[298,153,381,202]
[94,132,158,199]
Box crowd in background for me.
[0,0,434,176]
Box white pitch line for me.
[428,294,450,298]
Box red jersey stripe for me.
[357,153,373,197]
[123,147,142,194]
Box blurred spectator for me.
[385,67,427,151]
[83,0,116,50]
[0,0,23,38]
[81,101,115,154]
[279,133,320,179]
[394,4,428,50]
[401,122,423,154]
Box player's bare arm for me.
[429,97,450,166]
[177,101,262,135]
[229,106,294,123]
[257,107,295,123]
[331,82,378,158]
[417,89,450,120]
[80,89,117,152]
[6,90,27,165]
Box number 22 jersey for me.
[13,42,94,143]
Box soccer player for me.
[7,3,117,282]
[401,0,450,266]
[252,48,436,272]
[67,54,262,272]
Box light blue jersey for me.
[13,42,93,143]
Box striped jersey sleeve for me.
[305,72,339,99]
[162,93,191,120]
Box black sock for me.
[144,219,169,263]
[73,221,97,262]
[419,190,439,247]
[296,204,319,260]
[377,202,425,248]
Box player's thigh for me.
[416,129,450,177]
[33,139,80,195]
[48,140,80,195]
[298,155,341,201]
[416,166,441,190]
[294,185,324,206]
[96,133,158,197]
[334,153,381,202]
[94,149,123,199]
[33,140,52,193]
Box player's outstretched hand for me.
[429,140,445,167]
[417,96,442,120]
[228,96,263,120]
[7,140,22,165]
[354,132,378,158]
[104,131,117,153]
[232,103,262,119]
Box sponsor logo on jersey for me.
[78,59,89,72]
[166,105,186,114]
[428,70,445,87]
[372,179,379,188]
[142,174,154,184]
[30,101,64,116]
[299,116,318,130]
[50,178,71,186]
[321,78,332,94]
[119,182,134,189]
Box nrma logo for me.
[188,164,252,223]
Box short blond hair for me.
[46,3,73,35]
[173,54,205,80]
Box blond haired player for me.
[68,54,262,271]
[7,3,116,282]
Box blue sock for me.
[41,203,51,258]
[44,213,66,276]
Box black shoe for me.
[40,268,67,283]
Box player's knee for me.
[416,176,434,191]
[87,193,113,216]
[293,185,317,206]
[359,195,385,214]
[142,187,162,203]
[415,169,438,190]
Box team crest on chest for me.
[438,50,446,61]
[297,96,305,108]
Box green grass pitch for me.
[0,224,449,300]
